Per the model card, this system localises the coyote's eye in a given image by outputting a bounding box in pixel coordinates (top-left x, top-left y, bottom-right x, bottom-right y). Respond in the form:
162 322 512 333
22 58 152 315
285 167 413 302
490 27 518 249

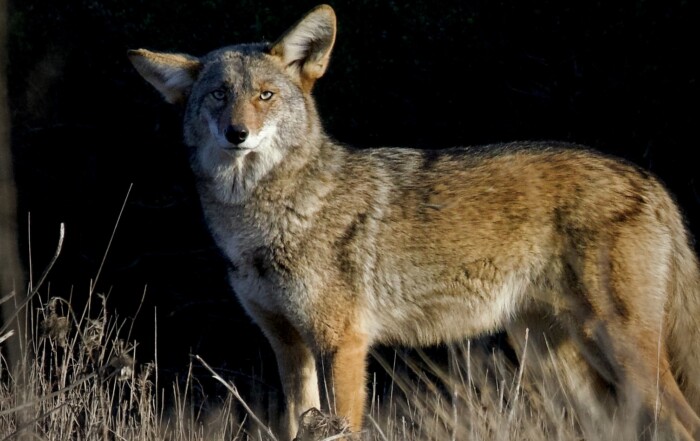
211 89 226 101
260 91 274 101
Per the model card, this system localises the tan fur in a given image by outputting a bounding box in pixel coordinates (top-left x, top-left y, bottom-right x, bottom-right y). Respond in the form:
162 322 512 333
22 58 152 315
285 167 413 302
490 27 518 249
325 328 368 432
129 5 700 440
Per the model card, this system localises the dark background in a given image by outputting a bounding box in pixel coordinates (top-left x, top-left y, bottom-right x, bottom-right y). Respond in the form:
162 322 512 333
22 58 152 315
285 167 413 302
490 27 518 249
6 0 699 410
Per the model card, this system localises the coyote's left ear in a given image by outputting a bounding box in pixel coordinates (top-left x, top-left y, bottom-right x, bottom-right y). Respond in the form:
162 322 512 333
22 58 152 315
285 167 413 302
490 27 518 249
269 4 337 91
128 49 202 104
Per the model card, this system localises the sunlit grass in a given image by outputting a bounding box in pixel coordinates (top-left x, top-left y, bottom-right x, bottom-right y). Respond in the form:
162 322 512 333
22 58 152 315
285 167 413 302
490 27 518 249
2 288 642 441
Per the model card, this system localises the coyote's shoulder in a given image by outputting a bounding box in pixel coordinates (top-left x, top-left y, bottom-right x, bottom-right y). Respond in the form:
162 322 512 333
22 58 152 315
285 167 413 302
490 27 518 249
130 5 700 440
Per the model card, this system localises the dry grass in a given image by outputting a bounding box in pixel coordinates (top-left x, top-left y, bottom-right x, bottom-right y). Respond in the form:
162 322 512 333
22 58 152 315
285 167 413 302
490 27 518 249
1 287 661 441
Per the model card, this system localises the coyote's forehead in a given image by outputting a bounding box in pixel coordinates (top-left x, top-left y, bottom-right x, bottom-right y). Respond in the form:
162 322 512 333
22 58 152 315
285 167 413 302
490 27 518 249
195 44 291 93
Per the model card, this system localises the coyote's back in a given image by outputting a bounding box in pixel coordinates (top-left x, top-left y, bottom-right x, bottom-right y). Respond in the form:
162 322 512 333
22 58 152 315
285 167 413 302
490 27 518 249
129 5 700 440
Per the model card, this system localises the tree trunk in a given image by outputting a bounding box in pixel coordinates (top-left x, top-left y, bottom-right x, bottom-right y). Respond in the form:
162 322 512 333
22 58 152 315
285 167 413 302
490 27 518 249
1 0 28 402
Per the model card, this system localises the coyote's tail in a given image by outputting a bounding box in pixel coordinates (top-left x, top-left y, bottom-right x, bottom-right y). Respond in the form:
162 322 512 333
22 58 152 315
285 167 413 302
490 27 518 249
666 200 700 413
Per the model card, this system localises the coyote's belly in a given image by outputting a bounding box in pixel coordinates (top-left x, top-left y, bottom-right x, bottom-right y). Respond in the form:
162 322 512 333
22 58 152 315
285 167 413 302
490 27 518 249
366 262 530 347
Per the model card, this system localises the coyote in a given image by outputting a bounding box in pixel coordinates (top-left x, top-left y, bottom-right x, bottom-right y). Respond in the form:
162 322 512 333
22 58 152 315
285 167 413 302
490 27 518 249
129 5 700 440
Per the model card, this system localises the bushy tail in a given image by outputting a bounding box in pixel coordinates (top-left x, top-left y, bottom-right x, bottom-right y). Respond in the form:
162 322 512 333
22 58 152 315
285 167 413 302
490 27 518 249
666 205 700 412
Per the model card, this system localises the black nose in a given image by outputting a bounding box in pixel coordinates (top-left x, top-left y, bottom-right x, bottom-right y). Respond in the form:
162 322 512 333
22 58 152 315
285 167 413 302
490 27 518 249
225 125 249 145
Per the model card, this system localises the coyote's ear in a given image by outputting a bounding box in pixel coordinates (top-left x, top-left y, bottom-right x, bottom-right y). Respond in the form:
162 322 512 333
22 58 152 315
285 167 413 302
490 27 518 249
269 4 336 91
128 49 202 104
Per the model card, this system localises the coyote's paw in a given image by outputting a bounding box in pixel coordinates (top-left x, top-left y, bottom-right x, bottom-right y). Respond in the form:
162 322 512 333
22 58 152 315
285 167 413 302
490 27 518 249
293 407 351 441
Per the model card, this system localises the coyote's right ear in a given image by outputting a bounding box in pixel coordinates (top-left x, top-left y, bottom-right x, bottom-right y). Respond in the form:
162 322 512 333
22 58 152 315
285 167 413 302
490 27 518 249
128 49 202 104
269 4 337 91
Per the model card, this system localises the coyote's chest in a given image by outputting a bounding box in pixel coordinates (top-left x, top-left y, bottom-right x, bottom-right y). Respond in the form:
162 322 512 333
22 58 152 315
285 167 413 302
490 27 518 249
204 200 319 319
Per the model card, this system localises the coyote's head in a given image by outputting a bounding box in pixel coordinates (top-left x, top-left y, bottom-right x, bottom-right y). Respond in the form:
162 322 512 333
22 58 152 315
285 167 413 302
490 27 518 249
129 5 336 201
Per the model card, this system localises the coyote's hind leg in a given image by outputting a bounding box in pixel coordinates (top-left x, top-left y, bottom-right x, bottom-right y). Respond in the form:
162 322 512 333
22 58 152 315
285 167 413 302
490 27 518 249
570 229 700 440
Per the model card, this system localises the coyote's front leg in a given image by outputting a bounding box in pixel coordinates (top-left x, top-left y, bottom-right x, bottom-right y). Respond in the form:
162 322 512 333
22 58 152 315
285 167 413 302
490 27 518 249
275 339 320 440
250 307 320 440
323 328 370 434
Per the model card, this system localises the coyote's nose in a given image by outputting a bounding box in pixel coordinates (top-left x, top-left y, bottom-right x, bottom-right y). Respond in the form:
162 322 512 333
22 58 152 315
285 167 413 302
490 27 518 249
225 125 249 145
